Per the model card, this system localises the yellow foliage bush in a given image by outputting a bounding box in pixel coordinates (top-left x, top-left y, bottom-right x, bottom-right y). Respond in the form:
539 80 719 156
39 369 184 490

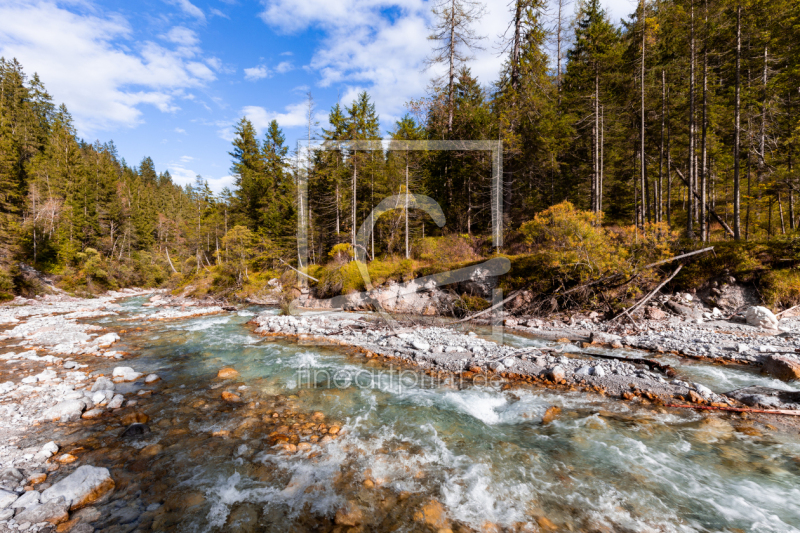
416 235 479 264
762 269 800 310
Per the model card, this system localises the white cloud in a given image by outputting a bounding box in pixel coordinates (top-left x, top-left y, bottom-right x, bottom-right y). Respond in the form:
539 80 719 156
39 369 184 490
209 8 229 19
180 155 193 162
275 61 293 74
167 0 206 22
242 102 308 130
0 1 217 133
175 127 187 134
243 65 270 81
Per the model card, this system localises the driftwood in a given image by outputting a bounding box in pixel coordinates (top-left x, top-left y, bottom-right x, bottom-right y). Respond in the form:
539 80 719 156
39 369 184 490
664 403 800 416
776 304 800 318
458 290 522 323
642 247 714 270
280 258 319 282
671 165 735 237
611 264 684 322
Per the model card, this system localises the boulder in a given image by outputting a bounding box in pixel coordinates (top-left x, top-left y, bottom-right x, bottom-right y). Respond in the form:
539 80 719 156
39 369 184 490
217 368 239 379
112 367 142 382
644 307 666 320
664 300 702 319
42 399 86 422
41 465 115 510
727 386 800 409
745 306 779 329
547 365 566 382
94 333 120 347
0 489 17 509
144 374 160 384
761 355 800 381
13 496 69 525
107 394 124 409
90 377 115 392
10 490 39 509
590 332 622 346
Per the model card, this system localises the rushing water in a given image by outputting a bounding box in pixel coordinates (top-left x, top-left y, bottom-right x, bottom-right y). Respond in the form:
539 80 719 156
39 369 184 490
62 298 800 532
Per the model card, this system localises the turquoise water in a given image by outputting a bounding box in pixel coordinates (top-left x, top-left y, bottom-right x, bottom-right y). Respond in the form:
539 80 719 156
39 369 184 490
78 298 800 532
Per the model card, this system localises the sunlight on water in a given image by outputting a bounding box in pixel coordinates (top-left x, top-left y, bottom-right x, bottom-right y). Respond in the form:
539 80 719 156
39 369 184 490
99 300 800 532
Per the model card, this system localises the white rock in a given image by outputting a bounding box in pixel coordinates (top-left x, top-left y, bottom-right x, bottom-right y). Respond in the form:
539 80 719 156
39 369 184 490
502 357 516 368
90 377 114 392
144 374 160 384
112 367 142 382
694 383 714 397
107 394 124 409
10 490 39 509
42 399 86 421
94 333 120 346
411 340 430 351
737 343 750 353
39 442 59 458
0 489 17 509
41 465 114 509
594 366 606 378
0 507 12 520
575 366 593 376
745 306 779 329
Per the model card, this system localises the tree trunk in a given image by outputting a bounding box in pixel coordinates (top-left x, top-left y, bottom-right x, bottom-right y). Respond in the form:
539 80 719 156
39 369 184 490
640 0 648 224
688 0 696 239
733 2 742 239
659 70 665 223
700 0 709 241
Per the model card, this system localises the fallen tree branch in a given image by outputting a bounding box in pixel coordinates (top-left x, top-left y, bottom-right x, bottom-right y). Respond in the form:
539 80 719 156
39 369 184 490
642 247 714 270
611 264 684 322
280 258 319 282
458 290 522 323
664 403 800 416
671 165 735 237
776 304 800 318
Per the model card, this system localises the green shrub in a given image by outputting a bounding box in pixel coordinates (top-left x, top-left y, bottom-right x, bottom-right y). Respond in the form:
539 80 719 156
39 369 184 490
762 269 800 310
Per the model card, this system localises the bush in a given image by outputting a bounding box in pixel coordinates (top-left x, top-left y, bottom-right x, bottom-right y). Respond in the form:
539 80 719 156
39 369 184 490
415 235 480 264
762 269 800 310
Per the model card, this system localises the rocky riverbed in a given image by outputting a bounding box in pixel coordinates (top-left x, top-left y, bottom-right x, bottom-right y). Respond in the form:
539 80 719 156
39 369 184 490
2 289 800 532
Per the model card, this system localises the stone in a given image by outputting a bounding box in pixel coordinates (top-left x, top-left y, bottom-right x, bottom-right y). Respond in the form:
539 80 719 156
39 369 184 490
413 500 448 529
139 444 163 458
547 365 566 382
94 333 119 347
412 339 430 351
745 306 779 329
144 374 160 384
69 522 95 533
665 300 701 319
41 465 115 510
112 367 142 382
590 332 622 346
11 490 39 509
56 454 78 464
737 343 750 354
575 366 592 376
13 497 69 525
334 500 363 526
0 489 17 509
39 442 59 459
222 391 242 402
90 377 114 392
107 394 124 409
761 355 800 381
120 412 149 425
694 383 714 397
217 368 239 379
594 366 606 378
81 408 105 420
542 406 561 425
645 307 666 320
226 503 259 533
42 400 86 422
0 508 12 520
120 423 150 439
502 357 516 368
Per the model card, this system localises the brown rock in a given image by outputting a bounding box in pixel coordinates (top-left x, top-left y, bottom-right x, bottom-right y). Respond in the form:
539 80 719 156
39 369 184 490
413 500 448 529
226 502 259 533
296 442 312 452
311 411 325 421
328 425 341 435
120 412 149 425
222 391 242 403
217 368 239 379
55 454 77 464
645 307 666 320
689 391 705 404
139 444 164 457
28 473 47 485
542 406 561 425
537 516 558 531
335 500 364 526
762 355 800 381
81 408 104 420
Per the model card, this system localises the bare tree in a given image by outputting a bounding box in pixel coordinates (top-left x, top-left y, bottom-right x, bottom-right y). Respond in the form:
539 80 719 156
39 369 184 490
426 0 486 133
733 2 742 240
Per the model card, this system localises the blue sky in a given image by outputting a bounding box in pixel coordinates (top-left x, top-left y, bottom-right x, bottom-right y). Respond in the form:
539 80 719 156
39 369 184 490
0 0 637 193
